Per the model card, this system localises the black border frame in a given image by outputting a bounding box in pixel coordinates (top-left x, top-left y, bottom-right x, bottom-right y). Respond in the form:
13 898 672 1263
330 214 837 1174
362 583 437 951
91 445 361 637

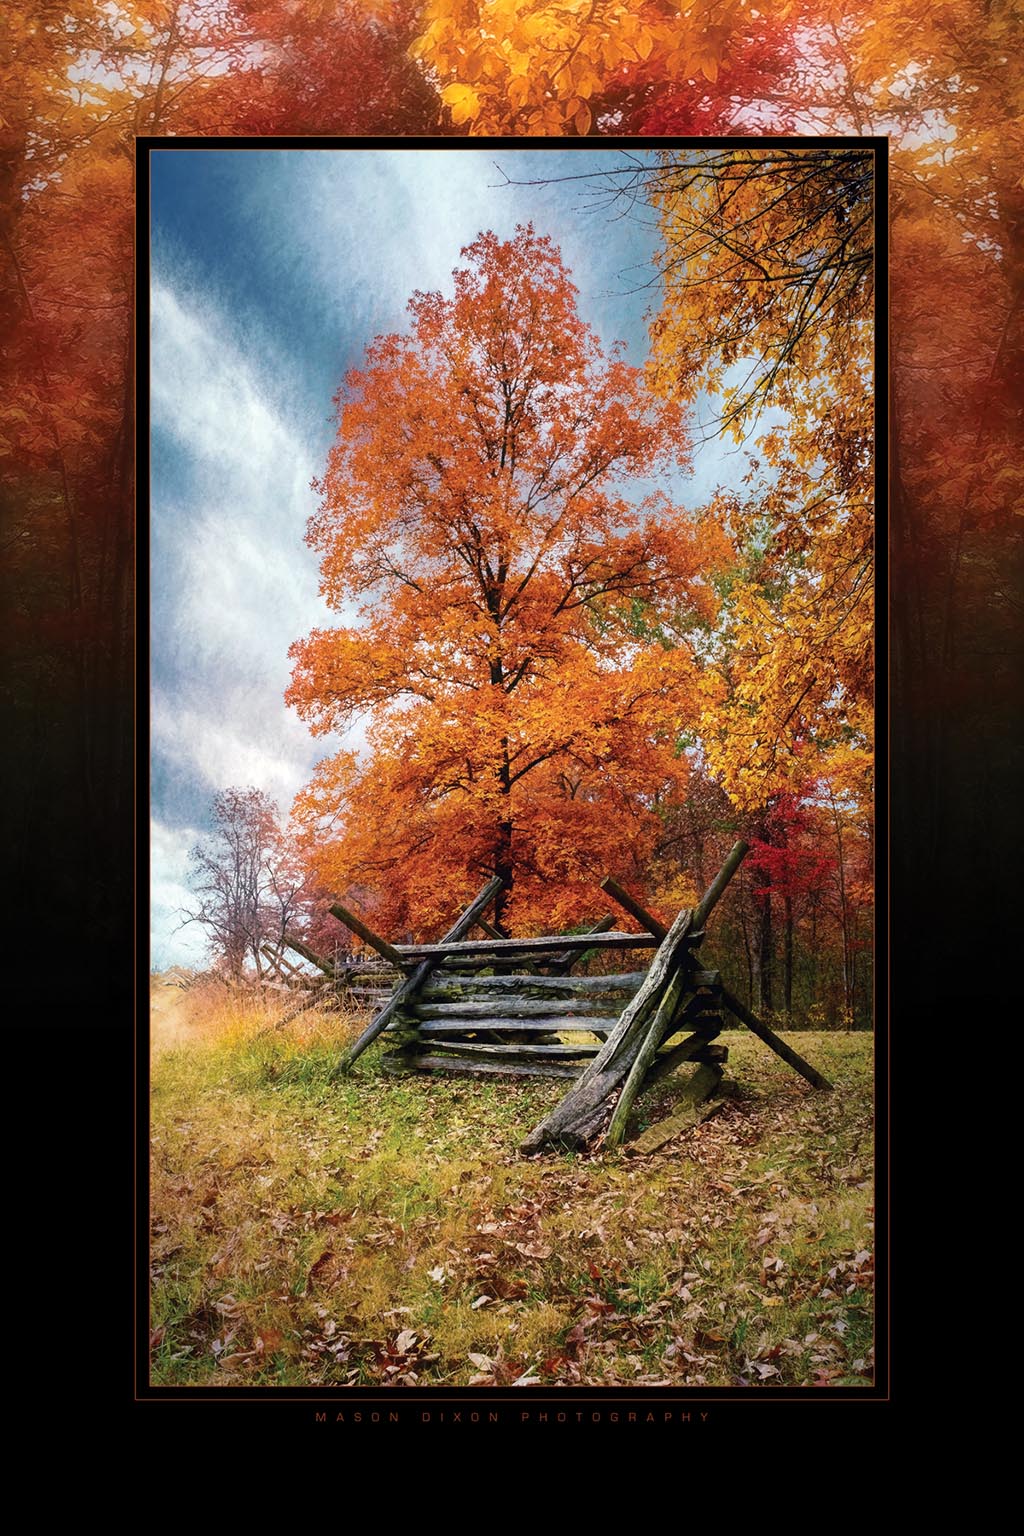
136 134 890 1420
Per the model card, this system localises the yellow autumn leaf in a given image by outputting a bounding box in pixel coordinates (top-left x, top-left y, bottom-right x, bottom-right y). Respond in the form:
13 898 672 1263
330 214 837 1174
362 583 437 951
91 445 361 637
507 75 531 107
441 82 481 124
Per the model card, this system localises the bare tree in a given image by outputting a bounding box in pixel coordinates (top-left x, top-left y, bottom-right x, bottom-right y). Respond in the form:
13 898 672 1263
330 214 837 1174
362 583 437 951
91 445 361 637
182 787 310 979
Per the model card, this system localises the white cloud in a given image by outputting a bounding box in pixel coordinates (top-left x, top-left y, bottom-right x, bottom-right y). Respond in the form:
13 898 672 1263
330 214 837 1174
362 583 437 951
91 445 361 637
150 279 361 742
151 686 314 813
150 271 367 963
278 150 513 337
149 817 209 971
270 149 644 363
151 278 325 585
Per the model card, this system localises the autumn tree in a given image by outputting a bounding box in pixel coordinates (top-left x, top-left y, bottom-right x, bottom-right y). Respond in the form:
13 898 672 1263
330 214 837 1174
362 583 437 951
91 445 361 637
505 149 873 803
507 149 874 1007
210 1 440 135
619 16 799 135
183 787 311 979
615 150 875 807
288 226 731 936
641 149 874 1013
415 0 823 134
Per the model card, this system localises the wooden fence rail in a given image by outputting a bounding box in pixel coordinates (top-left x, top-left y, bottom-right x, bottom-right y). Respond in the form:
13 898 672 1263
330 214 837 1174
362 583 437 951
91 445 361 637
272 840 831 1152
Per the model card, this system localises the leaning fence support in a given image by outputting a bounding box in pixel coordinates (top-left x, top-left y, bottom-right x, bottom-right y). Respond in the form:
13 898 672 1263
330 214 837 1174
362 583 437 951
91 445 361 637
520 841 749 1154
328 902 405 968
718 984 833 1090
282 931 337 979
599 877 668 941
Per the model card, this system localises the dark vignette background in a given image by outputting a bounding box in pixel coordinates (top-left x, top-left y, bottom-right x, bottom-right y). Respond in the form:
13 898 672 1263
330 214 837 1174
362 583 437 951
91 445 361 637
8 128 1004 1415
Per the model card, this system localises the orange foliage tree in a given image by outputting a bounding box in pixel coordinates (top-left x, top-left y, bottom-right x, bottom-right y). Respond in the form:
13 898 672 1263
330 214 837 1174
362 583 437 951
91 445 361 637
645 148 875 1012
287 226 732 936
523 148 873 1012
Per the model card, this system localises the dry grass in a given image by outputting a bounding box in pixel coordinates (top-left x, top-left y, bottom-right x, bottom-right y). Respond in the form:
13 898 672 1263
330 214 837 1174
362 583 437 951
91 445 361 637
149 979 874 1389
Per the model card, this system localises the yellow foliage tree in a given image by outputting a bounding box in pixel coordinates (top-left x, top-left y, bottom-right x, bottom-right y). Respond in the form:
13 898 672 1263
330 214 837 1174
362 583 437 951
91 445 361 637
640 148 875 810
413 0 754 134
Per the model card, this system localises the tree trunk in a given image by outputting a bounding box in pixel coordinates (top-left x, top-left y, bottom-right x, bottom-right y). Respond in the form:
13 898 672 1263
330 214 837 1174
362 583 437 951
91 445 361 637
494 823 513 930
792 890 798 1019
739 900 753 1004
755 882 773 1014
827 787 855 1024
494 708 513 927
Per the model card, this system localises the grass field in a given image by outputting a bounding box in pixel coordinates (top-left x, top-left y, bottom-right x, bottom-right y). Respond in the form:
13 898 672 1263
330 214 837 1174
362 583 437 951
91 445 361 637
149 979 874 1388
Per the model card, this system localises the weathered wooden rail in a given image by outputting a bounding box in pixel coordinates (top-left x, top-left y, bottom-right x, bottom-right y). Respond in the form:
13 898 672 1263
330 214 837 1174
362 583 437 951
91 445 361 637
318 840 831 1153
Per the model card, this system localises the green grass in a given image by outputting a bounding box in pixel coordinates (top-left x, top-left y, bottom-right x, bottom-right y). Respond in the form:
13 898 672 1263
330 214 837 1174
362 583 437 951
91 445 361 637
149 986 874 1388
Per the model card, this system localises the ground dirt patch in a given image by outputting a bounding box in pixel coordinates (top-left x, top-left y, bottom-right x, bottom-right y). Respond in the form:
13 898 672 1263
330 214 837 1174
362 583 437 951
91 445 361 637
150 975 203 1053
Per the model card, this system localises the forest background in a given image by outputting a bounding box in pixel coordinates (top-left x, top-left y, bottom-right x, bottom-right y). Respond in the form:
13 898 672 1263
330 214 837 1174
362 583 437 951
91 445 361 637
1 9 1019 1403
3 0 1018 1024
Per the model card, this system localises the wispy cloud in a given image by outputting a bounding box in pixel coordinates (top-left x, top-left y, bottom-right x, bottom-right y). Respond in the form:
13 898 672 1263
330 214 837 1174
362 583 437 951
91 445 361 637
150 276 351 734
268 149 658 366
150 267 357 959
150 817 208 970
151 686 315 814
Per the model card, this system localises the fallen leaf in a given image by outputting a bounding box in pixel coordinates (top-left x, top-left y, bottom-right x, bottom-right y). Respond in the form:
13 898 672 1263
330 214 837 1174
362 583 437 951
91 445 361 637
515 1242 552 1259
307 1251 334 1287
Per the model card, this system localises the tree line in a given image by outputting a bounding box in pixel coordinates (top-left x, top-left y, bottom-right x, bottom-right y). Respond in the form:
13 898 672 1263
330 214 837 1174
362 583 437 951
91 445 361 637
3 4 1018 1018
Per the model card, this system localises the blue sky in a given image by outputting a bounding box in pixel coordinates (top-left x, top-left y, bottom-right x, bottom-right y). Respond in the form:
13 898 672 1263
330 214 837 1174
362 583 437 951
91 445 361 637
149 147 755 968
